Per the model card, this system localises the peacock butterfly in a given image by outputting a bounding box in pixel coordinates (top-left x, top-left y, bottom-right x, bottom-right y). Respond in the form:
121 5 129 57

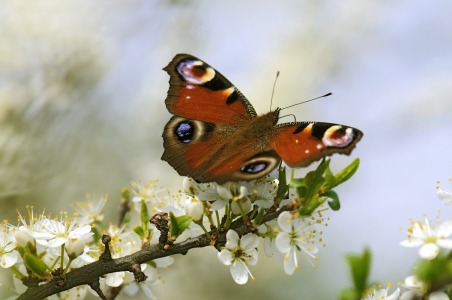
162 54 363 183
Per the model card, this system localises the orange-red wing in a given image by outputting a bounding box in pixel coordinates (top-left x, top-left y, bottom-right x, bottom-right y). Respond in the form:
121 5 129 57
164 54 256 124
271 122 363 167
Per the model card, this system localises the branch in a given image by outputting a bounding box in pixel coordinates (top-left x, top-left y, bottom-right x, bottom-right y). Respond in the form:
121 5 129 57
17 204 290 300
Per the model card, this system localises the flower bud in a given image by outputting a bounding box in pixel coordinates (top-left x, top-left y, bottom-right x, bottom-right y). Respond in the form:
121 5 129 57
184 196 203 221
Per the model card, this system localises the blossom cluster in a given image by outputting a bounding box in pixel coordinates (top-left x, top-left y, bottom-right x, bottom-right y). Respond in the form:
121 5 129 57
0 193 174 299
0 159 355 299
360 179 452 300
181 172 327 284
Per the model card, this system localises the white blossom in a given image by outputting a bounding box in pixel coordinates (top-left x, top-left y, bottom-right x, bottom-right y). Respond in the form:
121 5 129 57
362 287 400 300
73 194 108 224
400 218 452 260
213 182 249 212
0 226 18 268
400 275 449 300
275 212 319 275
217 230 259 284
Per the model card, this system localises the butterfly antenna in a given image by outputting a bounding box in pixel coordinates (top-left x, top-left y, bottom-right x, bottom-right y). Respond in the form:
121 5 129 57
270 71 280 111
279 92 332 111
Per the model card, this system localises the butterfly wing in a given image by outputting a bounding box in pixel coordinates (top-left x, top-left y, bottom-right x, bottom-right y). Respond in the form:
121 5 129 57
163 54 279 183
162 115 280 183
163 53 256 124
270 121 363 167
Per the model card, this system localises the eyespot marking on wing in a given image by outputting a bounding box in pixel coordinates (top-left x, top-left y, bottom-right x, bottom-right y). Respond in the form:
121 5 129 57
177 59 215 84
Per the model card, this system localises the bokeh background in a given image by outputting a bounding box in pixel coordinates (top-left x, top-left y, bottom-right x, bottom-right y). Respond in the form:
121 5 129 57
1 1 451 299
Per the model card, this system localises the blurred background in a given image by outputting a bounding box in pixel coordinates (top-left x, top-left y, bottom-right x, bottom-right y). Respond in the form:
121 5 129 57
1 0 451 299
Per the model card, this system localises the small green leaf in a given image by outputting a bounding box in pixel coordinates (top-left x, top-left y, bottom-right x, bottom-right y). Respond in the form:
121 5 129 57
339 288 360 300
254 207 266 225
276 166 288 199
168 212 192 238
324 158 360 190
302 159 329 198
324 165 337 190
24 253 47 275
91 226 102 243
133 225 145 239
323 190 341 211
416 255 452 286
298 194 323 216
169 211 179 237
121 188 131 202
345 248 371 296
289 178 305 188
175 215 192 235
140 199 149 231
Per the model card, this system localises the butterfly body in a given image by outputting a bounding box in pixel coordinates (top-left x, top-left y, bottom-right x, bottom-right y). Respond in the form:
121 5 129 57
162 54 363 183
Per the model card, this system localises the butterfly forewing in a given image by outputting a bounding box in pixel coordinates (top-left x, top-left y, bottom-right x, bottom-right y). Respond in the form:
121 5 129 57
164 54 256 124
271 122 363 167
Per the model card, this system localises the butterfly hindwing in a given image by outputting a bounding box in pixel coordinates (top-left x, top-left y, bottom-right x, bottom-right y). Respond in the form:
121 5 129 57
162 114 281 183
163 54 256 124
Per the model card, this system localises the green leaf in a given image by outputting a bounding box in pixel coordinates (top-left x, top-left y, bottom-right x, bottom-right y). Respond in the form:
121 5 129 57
91 225 102 243
133 225 145 239
254 207 266 225
339 288 360 300
298 194 323 216
289 178 305 188
345 248 371 296
169 212 192 238
323 190 341 211
169 211 179 238
24 253 47 275
121 188 131 202
324 158 360 190
140 199 149 231
302 159 329 199
175 215 192 235
416 255 452 287
324 164 337 190
276 166 288 199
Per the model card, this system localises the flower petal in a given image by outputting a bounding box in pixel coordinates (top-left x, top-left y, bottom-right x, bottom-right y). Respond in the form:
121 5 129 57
283 247 297 275
419 243 439 260
437 239 452 249
429 290 450 300
275 233 291 254
277 212 292 233
218 249 233 266
1 252 17 268
230 261 249 284
225 230 239 248
437 188 452 204
400 239 424 248
436 220 452 238
240 233 259 250
217 184 233 200
105 272 125 287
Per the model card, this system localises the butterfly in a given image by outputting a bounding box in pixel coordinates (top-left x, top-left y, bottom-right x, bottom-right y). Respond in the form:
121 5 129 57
161 54 363 184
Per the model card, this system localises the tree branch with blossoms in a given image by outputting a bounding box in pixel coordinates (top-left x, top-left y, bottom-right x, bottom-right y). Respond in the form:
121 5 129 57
1 159 361 300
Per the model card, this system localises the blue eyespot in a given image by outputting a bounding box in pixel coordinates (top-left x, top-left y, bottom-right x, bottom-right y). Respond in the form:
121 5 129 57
175 121 194 143
241 162 267 174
